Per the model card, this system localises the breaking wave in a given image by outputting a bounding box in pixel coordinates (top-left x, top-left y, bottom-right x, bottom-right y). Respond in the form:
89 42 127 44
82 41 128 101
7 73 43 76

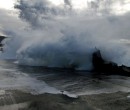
1 0 130 70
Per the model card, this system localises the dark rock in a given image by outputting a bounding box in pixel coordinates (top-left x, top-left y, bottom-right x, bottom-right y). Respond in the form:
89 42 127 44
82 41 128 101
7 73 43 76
0 35 7 52
0 36 6 43
92 49 130 76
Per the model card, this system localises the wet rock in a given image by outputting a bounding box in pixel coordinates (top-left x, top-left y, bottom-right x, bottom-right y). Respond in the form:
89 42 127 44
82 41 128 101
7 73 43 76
92 49 130 76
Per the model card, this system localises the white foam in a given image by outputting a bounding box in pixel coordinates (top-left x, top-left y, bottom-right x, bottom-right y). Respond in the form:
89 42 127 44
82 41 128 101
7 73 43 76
0 67 60 94
127 95 130 98
62 91 78 98
0 90 5 95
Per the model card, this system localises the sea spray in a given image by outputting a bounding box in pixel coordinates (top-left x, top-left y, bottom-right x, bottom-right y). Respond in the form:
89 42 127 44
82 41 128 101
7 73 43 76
16 15 130 70
1 0 130 70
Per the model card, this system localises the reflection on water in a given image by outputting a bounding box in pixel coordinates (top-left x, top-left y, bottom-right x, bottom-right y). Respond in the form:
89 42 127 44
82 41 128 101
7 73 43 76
0 60 130 95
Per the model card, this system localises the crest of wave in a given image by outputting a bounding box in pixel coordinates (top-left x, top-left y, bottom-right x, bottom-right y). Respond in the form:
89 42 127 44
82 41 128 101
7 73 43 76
2 0 130 70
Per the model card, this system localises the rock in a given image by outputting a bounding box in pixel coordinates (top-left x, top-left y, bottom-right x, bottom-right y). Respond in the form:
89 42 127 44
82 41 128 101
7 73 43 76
0 35 7 52
0 36 6 43
92 49 130 76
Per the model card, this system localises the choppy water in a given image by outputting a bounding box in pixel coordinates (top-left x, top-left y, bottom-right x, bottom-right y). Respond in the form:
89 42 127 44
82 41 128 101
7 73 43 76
0 60 130 95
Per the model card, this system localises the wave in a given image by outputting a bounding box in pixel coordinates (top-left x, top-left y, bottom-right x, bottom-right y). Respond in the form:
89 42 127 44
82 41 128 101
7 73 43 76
1 0 130 70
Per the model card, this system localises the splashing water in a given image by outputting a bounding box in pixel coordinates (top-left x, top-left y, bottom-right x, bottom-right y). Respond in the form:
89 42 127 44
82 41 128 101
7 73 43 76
0 0 130 70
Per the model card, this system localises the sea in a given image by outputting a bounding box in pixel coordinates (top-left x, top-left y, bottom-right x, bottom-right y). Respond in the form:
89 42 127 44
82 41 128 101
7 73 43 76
0 59 130 96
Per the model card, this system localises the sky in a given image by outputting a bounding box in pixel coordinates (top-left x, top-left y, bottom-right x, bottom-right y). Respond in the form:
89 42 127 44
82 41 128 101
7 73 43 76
0 0 15 10
0 0 130 14
1 0 130 70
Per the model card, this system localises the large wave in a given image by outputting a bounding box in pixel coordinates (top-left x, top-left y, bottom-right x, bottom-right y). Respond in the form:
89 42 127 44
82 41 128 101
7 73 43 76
1 0 130 70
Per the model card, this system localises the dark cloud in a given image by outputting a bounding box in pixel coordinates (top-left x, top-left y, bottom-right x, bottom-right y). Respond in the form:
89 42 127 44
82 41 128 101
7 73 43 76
14 0 73 27
64 0 72 9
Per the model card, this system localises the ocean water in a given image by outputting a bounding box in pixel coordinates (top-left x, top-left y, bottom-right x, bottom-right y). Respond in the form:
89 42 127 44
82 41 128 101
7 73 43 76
0 60 130 96
1 1 130 109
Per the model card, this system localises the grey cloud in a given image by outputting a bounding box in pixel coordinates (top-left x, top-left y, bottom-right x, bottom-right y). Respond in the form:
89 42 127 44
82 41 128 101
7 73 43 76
14 0 73 27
